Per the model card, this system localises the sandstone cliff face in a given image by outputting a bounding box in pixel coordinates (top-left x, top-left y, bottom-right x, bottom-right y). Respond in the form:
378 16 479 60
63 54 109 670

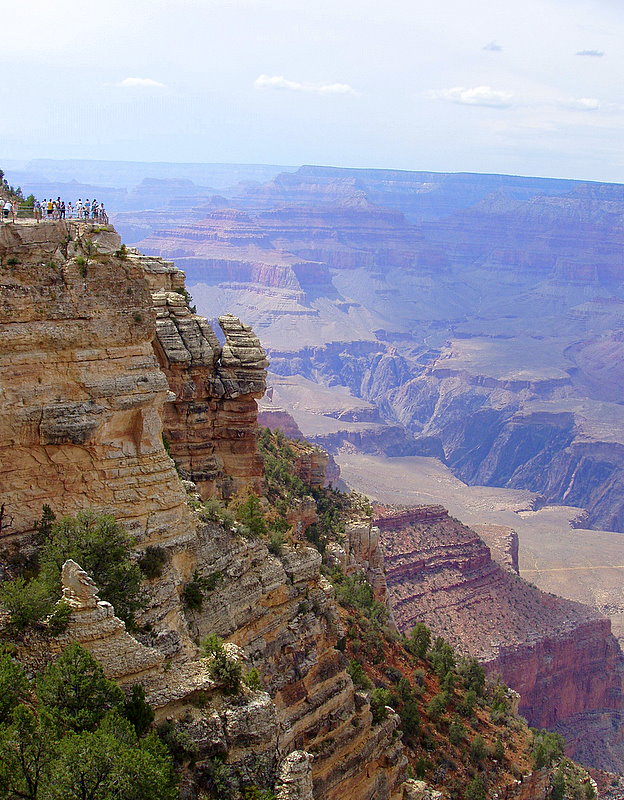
0 221 192 545
127 248 269 501
376 506 624 769
0 221 408 800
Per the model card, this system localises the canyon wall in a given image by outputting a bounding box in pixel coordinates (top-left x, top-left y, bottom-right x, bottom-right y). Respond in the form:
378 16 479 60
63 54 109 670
0 220 409 800
0 221 192 545
376 505 624 771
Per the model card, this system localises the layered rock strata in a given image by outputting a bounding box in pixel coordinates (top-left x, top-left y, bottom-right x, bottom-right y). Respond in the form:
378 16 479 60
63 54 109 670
130 249 269 500
0 221 192 544
376 505 624 769
0 221 409 800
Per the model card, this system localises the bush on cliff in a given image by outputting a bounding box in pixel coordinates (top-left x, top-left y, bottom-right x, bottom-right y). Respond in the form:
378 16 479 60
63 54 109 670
258 428 307 505
201 634 243 695
138 545 169 580
38 511 144 627
407 622 431 659
0 644 175 799
0 510 143 633
531 728 565 769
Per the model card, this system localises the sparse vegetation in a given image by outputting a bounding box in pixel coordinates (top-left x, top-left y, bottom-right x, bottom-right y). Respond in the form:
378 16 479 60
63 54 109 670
201 634 243 695
182 570 223 610
138 545 169 579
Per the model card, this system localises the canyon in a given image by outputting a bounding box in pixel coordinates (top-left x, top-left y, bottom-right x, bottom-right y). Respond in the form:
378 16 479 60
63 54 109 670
81 162 624 641
6 160 624 794
374 504 624 772
0 219 409 799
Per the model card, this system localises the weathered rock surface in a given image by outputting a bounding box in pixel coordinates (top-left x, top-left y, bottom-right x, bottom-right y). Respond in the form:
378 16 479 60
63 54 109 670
127 249 269 500
376 505 624 769
56 559 165 682
0 221 192 544
0 221 409 800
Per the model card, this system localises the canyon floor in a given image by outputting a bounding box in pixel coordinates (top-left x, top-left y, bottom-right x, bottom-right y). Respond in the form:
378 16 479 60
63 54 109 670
335 450 624 644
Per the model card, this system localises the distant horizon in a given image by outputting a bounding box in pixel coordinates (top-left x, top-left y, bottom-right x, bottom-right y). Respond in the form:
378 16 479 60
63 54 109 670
4 156 624 188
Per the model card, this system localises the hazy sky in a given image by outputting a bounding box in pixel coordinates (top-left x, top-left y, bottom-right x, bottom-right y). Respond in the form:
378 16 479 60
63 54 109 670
3 0 623 181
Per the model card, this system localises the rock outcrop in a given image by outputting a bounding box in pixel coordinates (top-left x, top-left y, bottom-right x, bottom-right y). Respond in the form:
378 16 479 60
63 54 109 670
0 220 409 800
0 221 192 545
376 505 624 769
128 248 269 500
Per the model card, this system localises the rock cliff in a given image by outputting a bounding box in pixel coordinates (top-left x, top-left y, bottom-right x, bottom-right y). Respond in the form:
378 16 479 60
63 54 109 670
0 221 191 545
0 219 409 800
124 248 269 500
376 505 624 770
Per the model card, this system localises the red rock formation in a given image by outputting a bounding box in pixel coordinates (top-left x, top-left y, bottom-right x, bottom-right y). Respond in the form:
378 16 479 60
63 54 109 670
376 505 624 765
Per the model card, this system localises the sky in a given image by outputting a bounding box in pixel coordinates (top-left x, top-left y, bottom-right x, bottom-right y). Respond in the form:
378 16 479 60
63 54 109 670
2 0 623 182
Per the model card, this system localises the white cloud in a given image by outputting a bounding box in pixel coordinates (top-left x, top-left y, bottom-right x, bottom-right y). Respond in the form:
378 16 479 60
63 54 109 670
561 97 600 111
427 86 513 108
117 77 167 89
254 74 356 95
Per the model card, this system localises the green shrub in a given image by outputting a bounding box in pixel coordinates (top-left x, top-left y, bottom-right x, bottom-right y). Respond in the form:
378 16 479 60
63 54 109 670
551 768 566 800
0 655 29 723
346 659 373 691
448 719 466 746
399 699 420 737
428 637 456 679
182 570 223 610
244 668 263 691
457 657 486 696
157 720 198 764
407 623 431 659
203 758 239 800
231 494 268 537
138 545 169 579
39 511 144 627
493 736 505 761
267 531 284 556
457 688 478 719
414 757 430 779
465 776 487 800
36 643 124 733
243 788 277 800
201 634 242 695
124 684 155 736
470 735 488 764
426 691 449 722
531 729 565 769
370 687 392 724
0 576 56 632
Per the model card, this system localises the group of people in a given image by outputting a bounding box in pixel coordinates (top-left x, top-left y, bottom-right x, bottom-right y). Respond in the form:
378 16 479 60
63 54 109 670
33 197 108 223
